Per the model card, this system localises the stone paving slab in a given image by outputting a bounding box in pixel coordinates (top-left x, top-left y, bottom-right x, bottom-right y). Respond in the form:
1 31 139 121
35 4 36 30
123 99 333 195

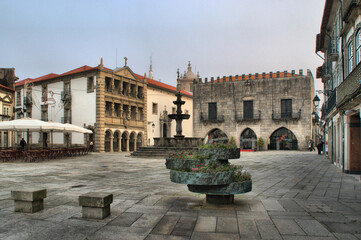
0 151 360 239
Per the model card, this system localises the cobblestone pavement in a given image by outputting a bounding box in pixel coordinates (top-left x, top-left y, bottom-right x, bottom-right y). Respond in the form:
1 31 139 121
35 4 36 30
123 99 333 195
0 151 360 240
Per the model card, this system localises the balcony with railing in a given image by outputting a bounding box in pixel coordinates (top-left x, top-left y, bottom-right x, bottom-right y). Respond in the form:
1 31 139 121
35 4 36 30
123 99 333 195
272 110 301 121
337 63 360 106
200 113 225 123
61 90 71 102
236 111 261 122
61 116 72 124
0 114 12 121
23 96 32 107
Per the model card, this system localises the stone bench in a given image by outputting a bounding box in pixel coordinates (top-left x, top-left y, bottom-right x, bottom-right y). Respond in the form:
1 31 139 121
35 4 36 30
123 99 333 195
79 192 113 219
11 188 47 213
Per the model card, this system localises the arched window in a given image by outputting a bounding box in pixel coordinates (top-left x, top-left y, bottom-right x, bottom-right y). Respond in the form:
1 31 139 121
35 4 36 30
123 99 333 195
269 127 298 150
205 128 228 144
356 30 361 66
240 128 257 150
348 41 354 74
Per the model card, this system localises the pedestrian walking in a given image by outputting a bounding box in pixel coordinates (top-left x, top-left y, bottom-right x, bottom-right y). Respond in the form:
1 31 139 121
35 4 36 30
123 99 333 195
317 141 324 155
308 139 315 151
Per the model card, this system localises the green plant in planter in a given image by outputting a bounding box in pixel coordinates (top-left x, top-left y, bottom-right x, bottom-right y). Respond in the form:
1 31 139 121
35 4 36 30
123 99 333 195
168 151 210 160
257 137 264 150
176 162 251 182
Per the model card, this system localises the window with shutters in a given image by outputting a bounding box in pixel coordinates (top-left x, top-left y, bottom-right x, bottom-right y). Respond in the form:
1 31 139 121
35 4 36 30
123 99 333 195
281 99 292 118
243 101 253 119
208 102 217 120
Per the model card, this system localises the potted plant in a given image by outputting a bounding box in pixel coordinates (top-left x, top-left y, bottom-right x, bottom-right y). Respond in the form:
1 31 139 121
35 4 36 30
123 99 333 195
257 137 264 151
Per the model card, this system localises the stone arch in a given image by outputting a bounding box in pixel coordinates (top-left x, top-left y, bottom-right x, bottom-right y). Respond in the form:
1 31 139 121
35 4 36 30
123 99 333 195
129 131 136 151
269 127 298 150
121 131 129 152
240 128 257 150
113 130 121 152
136 132 143 149
105 129 113 152
205 128 228 144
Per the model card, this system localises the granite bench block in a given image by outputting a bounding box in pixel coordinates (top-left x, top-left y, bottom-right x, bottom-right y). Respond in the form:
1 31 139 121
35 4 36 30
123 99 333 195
11 188 47 213
79 192 113 219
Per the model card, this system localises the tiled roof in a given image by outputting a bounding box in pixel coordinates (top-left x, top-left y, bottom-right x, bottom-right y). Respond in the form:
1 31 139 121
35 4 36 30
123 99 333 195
60 65 94 76
14 65 192 97
15 73 59 86
135 74 193 97
0 84 15 92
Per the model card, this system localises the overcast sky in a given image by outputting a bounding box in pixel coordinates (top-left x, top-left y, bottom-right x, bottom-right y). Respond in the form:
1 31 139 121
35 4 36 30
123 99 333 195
1 0 325 91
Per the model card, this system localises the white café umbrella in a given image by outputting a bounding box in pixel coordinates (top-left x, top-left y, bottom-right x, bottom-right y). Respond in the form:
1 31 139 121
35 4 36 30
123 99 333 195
0 118 65 149
0 118 64 132
63 123 92 134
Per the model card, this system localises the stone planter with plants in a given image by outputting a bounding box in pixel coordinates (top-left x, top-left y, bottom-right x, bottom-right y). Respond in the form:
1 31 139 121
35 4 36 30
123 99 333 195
165 136 252 204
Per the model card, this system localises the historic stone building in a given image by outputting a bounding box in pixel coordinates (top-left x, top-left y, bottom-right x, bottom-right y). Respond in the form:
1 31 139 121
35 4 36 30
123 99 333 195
136 73 193 146
15 59 147 152
316 0 360 173
0 68 17 148
193 70 315 150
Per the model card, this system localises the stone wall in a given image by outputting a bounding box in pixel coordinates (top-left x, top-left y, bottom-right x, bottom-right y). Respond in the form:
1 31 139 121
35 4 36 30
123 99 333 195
193 71 314 150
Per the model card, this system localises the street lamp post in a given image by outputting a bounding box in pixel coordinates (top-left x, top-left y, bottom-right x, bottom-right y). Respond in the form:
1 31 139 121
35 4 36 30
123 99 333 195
312 95 321 144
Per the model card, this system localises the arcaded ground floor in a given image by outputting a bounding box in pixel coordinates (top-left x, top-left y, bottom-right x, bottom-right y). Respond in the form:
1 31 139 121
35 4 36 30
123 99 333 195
0 151 360 239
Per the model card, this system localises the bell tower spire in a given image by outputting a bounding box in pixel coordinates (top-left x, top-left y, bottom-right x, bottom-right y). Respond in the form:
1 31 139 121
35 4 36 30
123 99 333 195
149 55 154 80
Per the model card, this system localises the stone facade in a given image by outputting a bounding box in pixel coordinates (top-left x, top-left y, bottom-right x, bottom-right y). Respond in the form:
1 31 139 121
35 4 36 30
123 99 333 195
15 60 147 152
317 0 361 173
0 68 16 148
193 70 315 150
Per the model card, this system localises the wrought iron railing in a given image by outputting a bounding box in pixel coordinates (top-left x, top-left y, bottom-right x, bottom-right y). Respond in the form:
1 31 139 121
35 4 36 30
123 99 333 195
337 63 360 105
61 116 71 123
272 110 301 120
200 113 225 123
236 111 261 122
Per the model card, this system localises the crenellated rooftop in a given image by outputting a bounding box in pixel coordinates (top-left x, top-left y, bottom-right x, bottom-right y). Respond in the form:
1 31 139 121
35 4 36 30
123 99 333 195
194 69 309 84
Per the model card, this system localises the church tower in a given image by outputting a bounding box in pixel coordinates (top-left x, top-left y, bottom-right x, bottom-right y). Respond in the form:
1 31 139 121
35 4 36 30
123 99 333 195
180 61 198 92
